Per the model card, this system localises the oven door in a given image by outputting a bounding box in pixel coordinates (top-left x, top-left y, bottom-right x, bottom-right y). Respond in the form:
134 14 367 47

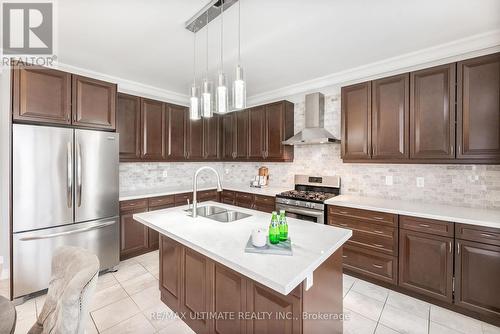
275 203 324 224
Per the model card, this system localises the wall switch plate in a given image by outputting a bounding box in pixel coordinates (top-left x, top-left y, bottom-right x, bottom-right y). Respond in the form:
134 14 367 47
416 177 425 188
162 170 168 178
385 175 393 186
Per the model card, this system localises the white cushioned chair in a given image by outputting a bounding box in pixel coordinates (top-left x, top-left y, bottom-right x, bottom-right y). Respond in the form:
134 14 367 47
28 246 100 334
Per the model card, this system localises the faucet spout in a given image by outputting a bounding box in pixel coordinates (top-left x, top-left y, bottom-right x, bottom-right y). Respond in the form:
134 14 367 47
192 166 223 218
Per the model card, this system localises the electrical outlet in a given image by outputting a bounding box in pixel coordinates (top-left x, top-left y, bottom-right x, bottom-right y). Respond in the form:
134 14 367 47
385 175 393 186
224 169 230 175
162 170 168 178
416 177 425 188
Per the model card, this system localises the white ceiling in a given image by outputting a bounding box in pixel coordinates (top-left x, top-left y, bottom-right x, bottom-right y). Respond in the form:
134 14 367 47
57 0 500 103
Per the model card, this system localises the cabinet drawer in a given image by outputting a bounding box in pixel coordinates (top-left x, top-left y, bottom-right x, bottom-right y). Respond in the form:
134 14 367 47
400 216 453 237
343 244 397 284
456 224 500 247
222 190 235 198
148 195 174 208
197 190 218 202
348 230 397 255
328 206 397 226
174 192 193 206
235 191 254 203
254 194 275 206
328 216 395 238
120 199 148 211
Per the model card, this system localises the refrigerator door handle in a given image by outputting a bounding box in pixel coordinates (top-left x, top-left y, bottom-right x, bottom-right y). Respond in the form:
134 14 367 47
67 142 73 208
76 141 82 207
18 220 116 241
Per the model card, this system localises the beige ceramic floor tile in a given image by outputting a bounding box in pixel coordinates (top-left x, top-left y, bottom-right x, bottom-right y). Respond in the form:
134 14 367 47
143 301 180 331
90 283 128 311
91 297 140 332
375 324 400 334
483 322 500 334
15 299 37 322
379 304 428 334
102 313 156 334
96 272 119 292
85 317 99 334
113 262 148 283
157 319 196 334
34 294 47 317
120 272 157 295
429 321 463 334
130 285 161 311
14 318 36 334
430 305 482 334
343 274 357 290
344 289 384 322
351 279 389 303
343 308 378 334
386 290 430 320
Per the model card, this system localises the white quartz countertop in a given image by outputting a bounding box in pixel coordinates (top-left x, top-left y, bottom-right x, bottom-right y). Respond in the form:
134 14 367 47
120 183 291 201
325 195 500 229
133 202 352 295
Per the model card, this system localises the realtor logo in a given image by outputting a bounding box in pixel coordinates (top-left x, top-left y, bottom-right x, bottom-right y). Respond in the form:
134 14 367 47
2 2 53 54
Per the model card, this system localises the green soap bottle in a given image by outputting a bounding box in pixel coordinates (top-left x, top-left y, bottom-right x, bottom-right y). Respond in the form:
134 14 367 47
269 211 280 244
278 210 288 241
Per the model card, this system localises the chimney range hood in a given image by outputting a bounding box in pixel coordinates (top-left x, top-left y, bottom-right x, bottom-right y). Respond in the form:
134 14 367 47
282 92 340 145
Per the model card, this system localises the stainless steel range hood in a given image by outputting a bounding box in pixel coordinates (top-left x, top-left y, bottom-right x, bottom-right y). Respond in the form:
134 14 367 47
283 92 340 145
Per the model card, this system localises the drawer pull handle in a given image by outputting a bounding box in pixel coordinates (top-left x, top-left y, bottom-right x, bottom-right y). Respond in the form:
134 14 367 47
339 223 348 227
419 224 430 228
481 233 495 238
372 243 384 248
373 217 385 220
373 230 384 234
339 211 348 214
342 255 348 258
372 264 383 269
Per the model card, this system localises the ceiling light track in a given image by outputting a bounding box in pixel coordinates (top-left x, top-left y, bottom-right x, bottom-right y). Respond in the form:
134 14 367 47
185 0 239 33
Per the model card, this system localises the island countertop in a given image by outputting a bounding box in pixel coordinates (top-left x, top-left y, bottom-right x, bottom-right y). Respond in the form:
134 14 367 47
134 201 352 295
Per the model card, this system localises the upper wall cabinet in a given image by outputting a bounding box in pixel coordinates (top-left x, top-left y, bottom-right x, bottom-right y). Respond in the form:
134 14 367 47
72 75 116 129
457 53 500 163
410 64 456 160
167 104 188 160
265 101 294 161
141 99 166 160
117 93 141 160
249 106 266 160
12 65 116 130
203 115 220 160
341 82 372 160
186 117 204 160
372 74 409 160
341 52 500 164
221 113 236 160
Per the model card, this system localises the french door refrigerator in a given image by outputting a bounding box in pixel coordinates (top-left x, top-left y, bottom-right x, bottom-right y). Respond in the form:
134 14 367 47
12 124 119 299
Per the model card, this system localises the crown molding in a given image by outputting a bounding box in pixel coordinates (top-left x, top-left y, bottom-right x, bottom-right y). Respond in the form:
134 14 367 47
53 62 190 106
247 29 500 105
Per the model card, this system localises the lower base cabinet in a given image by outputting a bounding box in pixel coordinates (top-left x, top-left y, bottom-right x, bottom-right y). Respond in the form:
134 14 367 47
120 208 149 259
159 235 342 334
343 244 397 284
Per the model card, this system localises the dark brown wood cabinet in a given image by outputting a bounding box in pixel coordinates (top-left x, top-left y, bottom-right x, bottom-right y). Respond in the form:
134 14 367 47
371 74 409 160
167 104 188 160
187 118 204 160
457 53 500 163
141 99 166 160
72 75 116 130
119 200 149 260
249 106 266 160
235 110 249 160
221 113 236 160
410 64 456 160
117 93 141 160
265 101 294 161
12 66 72 125
341 82 372 160
399 228 453 302
160 236 183 311
203 116 220 159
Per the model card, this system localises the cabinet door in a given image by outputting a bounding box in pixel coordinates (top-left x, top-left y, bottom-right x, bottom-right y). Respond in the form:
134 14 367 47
160 236 183 311
457 53 500 162
182 248 213 334
213 264 247 334
204 115 220 160
455 240 500 319
120 209 149 259
117 93 141 160
221 113 236 160
12 66 71 124
265 102 286 160
372 74 409 160
246 282 301 334
72 75 116 129
141 99 166 160
187 118 204 160
341 82 372 160
249 106 266 160
148 203 174 250
410 64 456 160
235 110 249 159
399 229 453 302
167 104 188 160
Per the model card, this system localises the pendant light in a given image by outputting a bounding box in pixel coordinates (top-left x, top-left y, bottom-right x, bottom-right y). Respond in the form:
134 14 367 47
215 3 228 114
201 11 213 118
232 0 246 110
189 32 200 120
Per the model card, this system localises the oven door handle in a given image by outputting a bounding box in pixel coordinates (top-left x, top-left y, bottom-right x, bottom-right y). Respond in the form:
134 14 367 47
276 204 324 217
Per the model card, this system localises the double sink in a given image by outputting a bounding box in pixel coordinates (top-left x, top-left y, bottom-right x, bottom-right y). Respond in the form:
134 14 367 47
185 205 251 223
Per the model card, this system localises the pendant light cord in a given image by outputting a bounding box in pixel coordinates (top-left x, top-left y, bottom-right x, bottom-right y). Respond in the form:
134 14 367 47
193 32 196 85
206 11 209 78
238 0 241 65
220 3 223 72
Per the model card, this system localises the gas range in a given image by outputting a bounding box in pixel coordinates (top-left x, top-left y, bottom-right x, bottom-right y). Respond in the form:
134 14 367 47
275 175 340 224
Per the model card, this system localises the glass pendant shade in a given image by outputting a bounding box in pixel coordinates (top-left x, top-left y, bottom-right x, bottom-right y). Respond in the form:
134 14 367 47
189 85 200 120
201 79 213 118
216 73 229 114
232 65 246 110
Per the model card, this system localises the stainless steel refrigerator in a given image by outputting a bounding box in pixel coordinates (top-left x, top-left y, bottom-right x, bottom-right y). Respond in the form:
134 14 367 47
12 124 119 299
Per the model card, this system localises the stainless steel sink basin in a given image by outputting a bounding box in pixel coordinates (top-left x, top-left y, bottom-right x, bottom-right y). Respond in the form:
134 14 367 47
208 210 252 223
185 205 251 222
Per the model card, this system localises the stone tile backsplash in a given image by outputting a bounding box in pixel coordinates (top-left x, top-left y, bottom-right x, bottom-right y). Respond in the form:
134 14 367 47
120 87 500 209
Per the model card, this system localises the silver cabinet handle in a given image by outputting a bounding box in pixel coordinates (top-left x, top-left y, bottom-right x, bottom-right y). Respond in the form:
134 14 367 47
373 217 385 220
449 242 452 253
342 255 348 258
457 242 460 255
67 142 72 208
338 211 348 214
372 243 384 248
372 264 383 269
419 224 430 228
373 230 384 234
76 142 82 207
480 233 495 238
20 220 116 241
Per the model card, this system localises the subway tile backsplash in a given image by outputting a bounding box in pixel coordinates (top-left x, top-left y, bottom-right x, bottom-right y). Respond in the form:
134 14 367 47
120 87 500 209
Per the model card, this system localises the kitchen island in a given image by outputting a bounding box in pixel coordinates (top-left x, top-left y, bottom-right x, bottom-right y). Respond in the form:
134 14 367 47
134 201 352 334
